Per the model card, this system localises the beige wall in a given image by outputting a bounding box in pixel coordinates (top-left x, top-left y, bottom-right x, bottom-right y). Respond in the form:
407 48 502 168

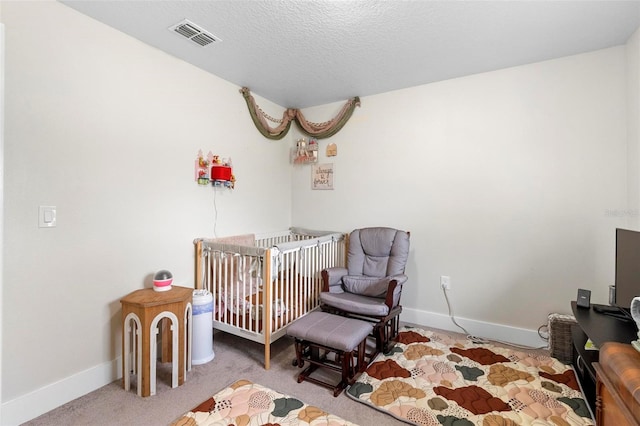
292 47 630 342
1 1 291 422
0 1 5 422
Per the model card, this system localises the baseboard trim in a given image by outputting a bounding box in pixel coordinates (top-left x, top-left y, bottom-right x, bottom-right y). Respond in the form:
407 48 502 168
401 307 548 349
1 357 122 425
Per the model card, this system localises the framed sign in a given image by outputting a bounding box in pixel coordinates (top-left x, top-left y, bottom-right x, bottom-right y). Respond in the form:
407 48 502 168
312 163 334 190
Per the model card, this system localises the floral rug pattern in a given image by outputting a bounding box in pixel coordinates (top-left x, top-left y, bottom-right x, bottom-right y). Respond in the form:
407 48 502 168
347 327 594 426
172 379 357 426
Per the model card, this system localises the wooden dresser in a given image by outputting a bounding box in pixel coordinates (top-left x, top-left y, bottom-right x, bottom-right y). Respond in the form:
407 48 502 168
593 342 640 426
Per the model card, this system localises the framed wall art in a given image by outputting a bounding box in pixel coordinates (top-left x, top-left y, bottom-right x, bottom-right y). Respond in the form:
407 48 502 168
312 163 334 190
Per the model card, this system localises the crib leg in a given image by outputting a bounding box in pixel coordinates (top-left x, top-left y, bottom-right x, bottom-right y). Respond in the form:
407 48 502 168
264 343 271 370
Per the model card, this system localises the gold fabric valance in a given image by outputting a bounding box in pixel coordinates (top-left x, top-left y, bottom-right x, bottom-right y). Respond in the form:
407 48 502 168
240 87 360 140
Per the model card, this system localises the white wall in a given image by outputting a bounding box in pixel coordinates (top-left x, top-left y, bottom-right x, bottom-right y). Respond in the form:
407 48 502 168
1 1 291 423
0 1 5 422
627 26 640 230
292 47 630 343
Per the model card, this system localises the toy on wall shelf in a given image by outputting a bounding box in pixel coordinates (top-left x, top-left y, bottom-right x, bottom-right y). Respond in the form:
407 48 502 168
195 150 235 189
291 137 318 164
195 150 211 185
326 143 337 157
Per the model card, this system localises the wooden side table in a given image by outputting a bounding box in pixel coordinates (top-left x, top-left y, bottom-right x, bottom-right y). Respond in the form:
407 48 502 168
121 286 193 397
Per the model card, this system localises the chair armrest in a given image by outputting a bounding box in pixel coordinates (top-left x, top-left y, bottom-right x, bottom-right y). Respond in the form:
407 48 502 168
384 275 407 310
389 274 408 286
321 267 348 292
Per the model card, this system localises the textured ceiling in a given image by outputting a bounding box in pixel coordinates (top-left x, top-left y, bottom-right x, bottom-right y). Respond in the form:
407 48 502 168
60 0 640 109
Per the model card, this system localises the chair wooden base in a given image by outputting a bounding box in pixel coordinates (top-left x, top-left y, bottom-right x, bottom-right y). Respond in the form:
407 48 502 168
320 305 402 361
293 338 367 397
287 311 372 397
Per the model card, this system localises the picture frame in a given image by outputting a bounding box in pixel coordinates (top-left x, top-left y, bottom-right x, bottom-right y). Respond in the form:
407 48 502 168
312 163 334 190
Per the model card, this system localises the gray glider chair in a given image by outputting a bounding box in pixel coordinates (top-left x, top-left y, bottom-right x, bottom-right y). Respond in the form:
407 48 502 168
320 227 410 357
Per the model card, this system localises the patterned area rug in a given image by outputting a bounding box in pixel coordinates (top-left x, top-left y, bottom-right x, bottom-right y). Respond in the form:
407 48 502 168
172 379 357 426
347 327 594 426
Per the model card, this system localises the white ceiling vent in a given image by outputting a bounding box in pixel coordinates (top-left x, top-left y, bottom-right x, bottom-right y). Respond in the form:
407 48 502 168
169 19 219 47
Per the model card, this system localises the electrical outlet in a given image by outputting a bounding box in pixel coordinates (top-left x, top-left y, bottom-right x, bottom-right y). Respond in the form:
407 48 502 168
440 275 451 290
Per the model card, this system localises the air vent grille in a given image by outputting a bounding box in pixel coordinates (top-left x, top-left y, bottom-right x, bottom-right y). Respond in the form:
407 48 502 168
191 33 216 47
169 19 219 47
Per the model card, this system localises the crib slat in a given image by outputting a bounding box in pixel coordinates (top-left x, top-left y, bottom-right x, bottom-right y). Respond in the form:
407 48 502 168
264 248 272 370
194 229 345 370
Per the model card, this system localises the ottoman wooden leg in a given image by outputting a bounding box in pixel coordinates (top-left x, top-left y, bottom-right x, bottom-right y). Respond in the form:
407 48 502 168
357 339 367 373
335 350 352 396
294 340 304 368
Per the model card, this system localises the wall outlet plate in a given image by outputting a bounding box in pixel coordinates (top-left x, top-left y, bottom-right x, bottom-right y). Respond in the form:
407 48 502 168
440 275 451 290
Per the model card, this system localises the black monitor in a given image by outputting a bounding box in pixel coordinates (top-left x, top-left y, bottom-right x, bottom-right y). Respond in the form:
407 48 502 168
614 228 640 312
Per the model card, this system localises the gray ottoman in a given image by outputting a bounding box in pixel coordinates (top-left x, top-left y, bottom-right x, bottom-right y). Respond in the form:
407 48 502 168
287 311 373 396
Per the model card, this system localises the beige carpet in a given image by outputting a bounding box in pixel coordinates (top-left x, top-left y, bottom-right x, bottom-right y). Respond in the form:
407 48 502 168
22 329 408 426
23 325 551 426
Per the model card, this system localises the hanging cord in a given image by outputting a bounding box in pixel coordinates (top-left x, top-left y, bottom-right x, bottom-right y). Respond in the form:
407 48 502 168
212 187 218 238
538 322 550 342
442 286 548 349
442 287 488 344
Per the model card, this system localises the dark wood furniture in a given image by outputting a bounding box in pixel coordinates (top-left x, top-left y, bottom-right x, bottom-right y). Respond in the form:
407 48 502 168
287 311 372 397
593 342 640 426
571 301 638 414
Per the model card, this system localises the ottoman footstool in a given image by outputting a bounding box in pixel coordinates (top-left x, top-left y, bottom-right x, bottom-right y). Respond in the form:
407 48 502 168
286 311 373 396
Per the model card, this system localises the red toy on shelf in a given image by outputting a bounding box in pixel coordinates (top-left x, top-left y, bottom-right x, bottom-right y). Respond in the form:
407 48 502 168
211 165 232 181
195 150 235 188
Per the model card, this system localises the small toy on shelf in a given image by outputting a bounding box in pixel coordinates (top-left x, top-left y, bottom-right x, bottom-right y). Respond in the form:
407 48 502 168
195 150 211 185
195 151 235 189
291 137 318 164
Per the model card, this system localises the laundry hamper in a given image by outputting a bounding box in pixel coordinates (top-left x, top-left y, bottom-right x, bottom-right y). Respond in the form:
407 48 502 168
192 289 215 365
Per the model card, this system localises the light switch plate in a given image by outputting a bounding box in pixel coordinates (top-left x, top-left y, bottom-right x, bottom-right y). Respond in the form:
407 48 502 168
39 206 56 228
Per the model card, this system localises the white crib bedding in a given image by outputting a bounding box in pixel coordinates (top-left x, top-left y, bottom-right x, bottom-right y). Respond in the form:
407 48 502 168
206 234 291 325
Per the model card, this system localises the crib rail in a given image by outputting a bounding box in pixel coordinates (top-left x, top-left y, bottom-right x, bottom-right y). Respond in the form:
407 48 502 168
254 227 339 248
194 228 345 369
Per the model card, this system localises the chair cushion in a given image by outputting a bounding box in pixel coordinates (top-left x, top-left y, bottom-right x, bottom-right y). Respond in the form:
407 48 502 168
348 228 409 277
320 291 390 316
342 276 389 298
286 311 373 352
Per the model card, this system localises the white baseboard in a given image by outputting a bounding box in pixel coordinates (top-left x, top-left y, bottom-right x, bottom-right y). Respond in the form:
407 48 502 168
1 357 122 426
401 307 549 349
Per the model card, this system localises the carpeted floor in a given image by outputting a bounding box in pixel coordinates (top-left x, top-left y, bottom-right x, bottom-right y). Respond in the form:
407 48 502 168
22 329 409 426
22 325 551 426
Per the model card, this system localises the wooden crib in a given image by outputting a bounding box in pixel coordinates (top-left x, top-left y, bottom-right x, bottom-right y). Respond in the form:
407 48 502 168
194 227 346 369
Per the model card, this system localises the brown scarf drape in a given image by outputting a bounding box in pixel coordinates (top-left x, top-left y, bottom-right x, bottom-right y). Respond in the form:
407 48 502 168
240 87 360 140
